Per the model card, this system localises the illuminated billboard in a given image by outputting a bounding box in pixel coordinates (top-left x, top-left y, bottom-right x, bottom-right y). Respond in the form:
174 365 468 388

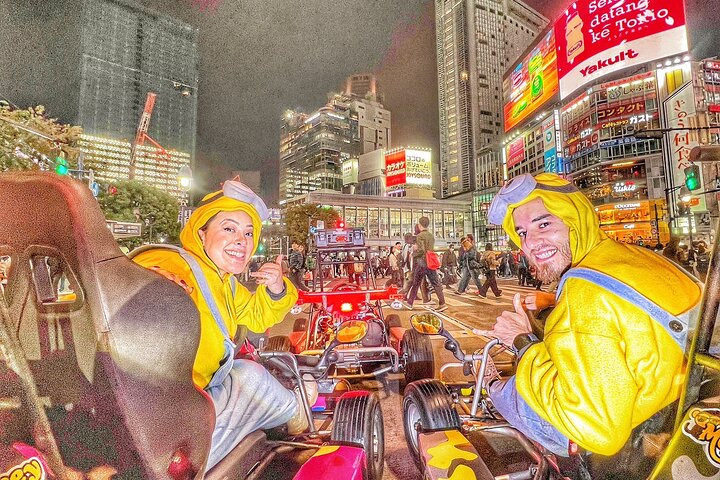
503 30 559 132
554 0 688 99
506 137 526 168
385 151 407 187
405 149 432 186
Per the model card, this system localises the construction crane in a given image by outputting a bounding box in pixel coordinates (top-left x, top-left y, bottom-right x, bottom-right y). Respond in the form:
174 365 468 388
128 92 171 180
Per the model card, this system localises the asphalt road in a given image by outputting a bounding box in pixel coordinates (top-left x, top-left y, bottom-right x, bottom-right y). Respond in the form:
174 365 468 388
263 276 542 480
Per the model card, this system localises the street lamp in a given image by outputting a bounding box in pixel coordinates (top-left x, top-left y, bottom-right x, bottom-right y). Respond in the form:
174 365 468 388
178 164 193 190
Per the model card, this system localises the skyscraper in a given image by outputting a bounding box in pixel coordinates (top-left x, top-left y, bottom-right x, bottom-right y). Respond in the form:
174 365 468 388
2 0 198 198
435 0 547 198
344 73 383 103
279 96 361 204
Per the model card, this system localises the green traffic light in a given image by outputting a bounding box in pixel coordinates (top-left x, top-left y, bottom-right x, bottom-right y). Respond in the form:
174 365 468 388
684 165 700 191
55 157 69 175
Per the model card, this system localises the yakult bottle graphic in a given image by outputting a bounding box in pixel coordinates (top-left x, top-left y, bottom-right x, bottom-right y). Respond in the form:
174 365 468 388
565 11 584 64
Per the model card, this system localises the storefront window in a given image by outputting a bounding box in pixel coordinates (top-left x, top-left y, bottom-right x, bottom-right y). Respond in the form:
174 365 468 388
390 209 401 237
368 208 379 238
345 207 356 228
443 211 454 239
454 211 465 239
401 209 412 236
434 210 443 238
356 207 368 232
379 208 389 238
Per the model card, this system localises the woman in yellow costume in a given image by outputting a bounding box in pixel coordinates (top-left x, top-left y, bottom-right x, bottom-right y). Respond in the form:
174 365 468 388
133 180 310 470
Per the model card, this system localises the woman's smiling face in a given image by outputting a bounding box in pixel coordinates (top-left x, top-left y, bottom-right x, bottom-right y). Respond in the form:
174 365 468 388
198 210 255 275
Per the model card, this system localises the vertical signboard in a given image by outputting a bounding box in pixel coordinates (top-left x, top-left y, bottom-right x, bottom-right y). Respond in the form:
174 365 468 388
385 151 407 187
554 0 688 99
503 30 560 132
662 81 706 212
506 137 526 169
542 116 558 173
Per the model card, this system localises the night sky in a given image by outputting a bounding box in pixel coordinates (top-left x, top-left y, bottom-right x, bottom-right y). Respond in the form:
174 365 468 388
1 0 717 203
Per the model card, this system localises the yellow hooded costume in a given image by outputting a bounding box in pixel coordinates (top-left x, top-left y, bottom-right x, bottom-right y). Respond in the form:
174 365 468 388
493 173 701 455
133 184 298 389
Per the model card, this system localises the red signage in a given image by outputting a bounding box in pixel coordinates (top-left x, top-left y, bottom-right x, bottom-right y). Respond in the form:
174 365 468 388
385 151 407 187
554 0 688 98
597 101 646 123
506 137 526 168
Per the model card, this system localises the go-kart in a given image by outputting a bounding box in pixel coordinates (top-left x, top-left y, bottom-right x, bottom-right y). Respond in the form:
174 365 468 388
403 220 720 480
276 229 435 385
402 313 569 480
0 172 382 480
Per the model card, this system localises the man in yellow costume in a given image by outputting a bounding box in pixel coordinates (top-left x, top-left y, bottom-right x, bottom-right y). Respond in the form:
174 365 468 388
133 180 308 470
475 173 701 457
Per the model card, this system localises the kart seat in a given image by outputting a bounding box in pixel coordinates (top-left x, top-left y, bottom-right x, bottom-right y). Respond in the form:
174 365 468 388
0 173 213 478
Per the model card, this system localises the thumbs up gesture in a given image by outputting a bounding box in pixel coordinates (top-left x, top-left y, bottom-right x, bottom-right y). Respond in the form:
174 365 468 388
251 254 286 295
473 293 532 347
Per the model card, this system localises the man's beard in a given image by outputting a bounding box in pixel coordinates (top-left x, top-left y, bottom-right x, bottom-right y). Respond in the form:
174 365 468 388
528 240 572 283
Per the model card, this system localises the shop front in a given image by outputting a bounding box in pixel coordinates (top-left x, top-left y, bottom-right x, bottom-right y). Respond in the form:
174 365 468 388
595 200 669 246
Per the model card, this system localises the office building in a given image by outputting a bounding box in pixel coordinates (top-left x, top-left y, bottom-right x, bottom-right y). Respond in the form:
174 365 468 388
435 0 547 198
344 73 382 103
3 0 198 194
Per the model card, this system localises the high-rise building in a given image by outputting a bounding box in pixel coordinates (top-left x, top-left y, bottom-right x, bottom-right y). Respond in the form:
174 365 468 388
347 95 391 155
435 0 547 198
2 0 198 198
279 97 360 205
344 74 382 103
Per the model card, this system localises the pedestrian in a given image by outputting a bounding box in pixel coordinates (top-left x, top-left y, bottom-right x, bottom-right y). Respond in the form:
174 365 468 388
478 243 502 298
404 217 447 311
386 242 404 288
473 173 701 467
455 238 483 295
441 244 458 287
288 241 310 292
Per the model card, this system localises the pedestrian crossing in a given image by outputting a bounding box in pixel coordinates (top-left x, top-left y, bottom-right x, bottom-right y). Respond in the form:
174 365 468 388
437 280 544 308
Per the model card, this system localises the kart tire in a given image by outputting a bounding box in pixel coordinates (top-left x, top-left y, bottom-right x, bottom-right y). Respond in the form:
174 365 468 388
384 313 401 329
293 317 307 332
265 335 292 352
401 329 434 385
403 379 461 472
332 391 385 480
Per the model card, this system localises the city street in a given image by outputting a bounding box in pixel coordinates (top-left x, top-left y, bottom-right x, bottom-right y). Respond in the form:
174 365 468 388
265 276 538 480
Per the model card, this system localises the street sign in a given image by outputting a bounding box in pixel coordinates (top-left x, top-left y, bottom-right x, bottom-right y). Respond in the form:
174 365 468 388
106 221 142 238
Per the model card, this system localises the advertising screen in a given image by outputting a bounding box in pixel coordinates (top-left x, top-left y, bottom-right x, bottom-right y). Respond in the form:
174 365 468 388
385 151 407 187
554 0 688 99
503 30 559 132
405 149 433 186
506 137 526 168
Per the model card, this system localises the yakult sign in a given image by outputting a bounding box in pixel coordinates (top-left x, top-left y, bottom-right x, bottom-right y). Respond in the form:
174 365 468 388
554 0 688 99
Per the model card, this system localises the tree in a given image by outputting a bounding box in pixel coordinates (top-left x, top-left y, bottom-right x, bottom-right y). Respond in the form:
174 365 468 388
98 180 180 249
284 204 341 245
0 103 83 172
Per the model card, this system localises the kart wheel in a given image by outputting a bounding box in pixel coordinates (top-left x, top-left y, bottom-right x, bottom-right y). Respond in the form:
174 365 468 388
401 329 434 385
293 317 307 332
403 379 461 472
332 391 385 480
384 313 401 329
265 335 291 352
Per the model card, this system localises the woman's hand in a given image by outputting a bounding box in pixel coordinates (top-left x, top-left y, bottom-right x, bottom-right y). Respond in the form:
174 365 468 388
251 255 285 295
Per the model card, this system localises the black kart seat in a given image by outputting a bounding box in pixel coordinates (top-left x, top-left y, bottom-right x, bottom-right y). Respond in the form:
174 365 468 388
0 172 213 478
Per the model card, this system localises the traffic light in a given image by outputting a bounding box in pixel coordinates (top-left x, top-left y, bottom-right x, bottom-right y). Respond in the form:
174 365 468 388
108 185 118 195
684 164 700 191
55 157 69 175
337 219 345 229
257 243 265 254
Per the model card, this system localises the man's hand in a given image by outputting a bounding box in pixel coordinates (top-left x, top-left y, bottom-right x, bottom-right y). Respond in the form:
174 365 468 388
250 255 285 295
473 293 532 346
